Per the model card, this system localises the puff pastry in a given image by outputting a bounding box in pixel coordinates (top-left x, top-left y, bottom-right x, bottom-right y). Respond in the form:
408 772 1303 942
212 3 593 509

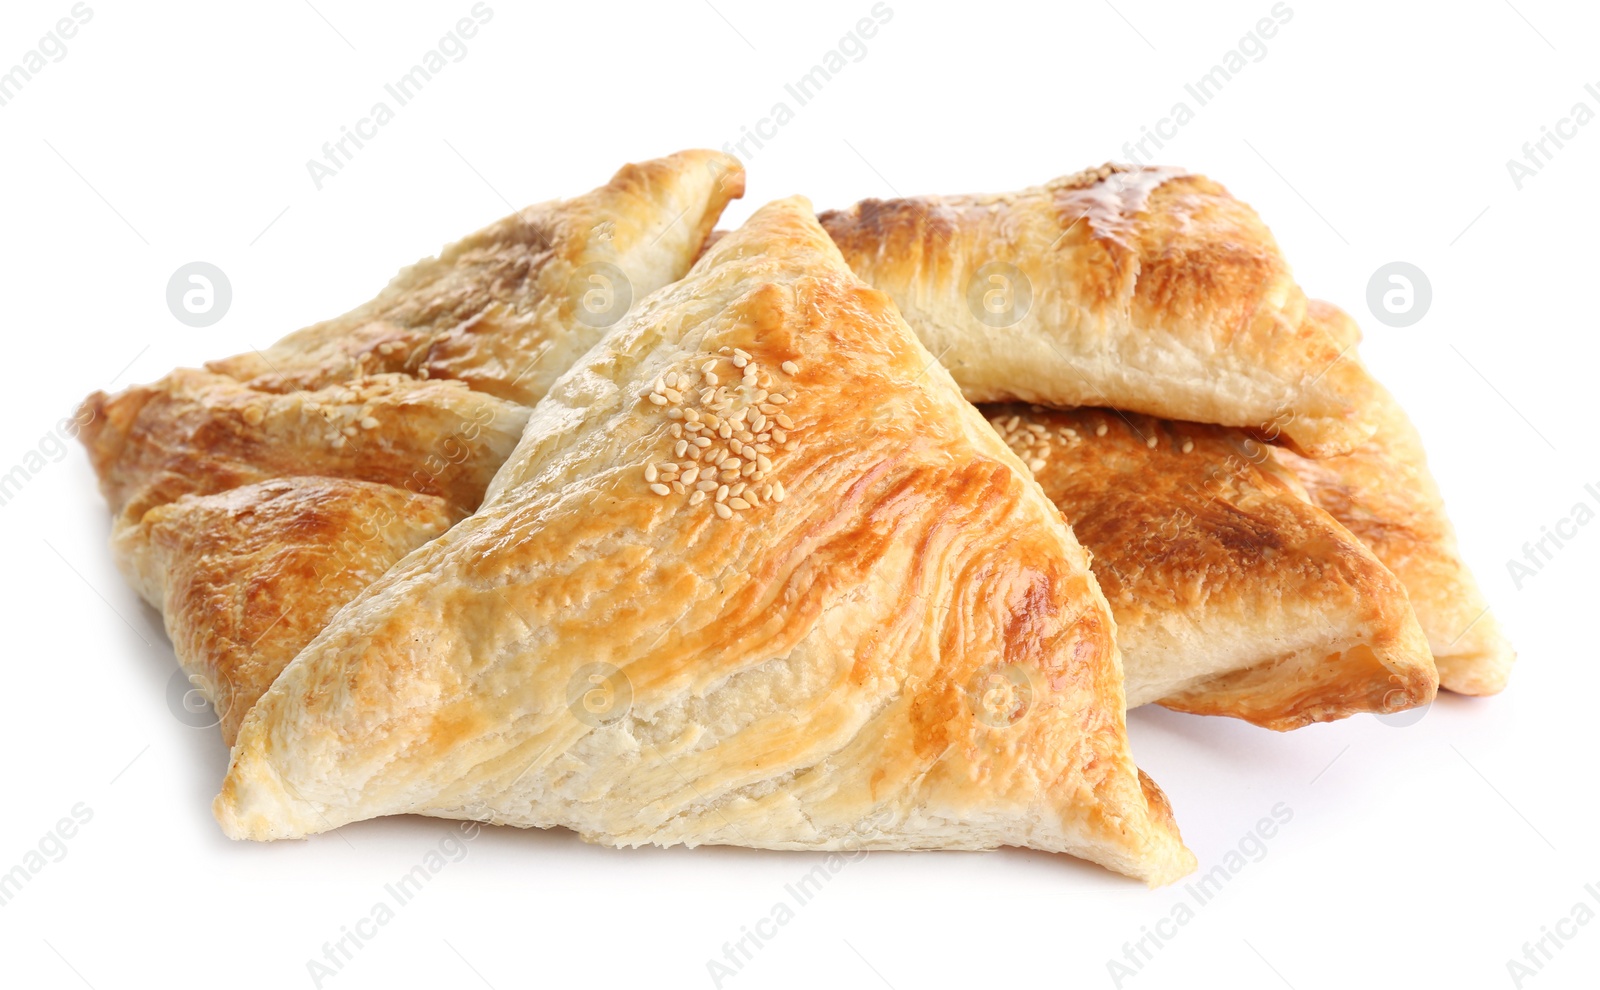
79 151 744 743
818 164 1380 458
120 478 461 745
1274 304 1514 694
208 150 745 406
987 404 1436 729
215 197 1196 886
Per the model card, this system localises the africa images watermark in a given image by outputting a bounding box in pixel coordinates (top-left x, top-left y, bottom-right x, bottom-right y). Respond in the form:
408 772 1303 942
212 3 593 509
719 2 894 163
1504 480 1600 590
1505 882 1600 987
305 821 485 987
0 404 97 510
1118 2 1293 165
1505 81 1600 191
0 3 94 110
0 803 95 909
704 810 893 988
305 3 495 190
1106 803 1294 987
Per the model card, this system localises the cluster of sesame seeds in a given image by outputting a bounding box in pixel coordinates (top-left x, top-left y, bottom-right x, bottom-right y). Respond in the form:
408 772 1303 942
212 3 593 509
988 409 1079 474
639 347 801 520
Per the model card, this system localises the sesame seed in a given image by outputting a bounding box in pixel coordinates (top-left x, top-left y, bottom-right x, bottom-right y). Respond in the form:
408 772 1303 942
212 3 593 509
645 464 658 483
672 481 686 494
720 470 740 482
782 360 799 375
682 466 700 485
1181 440 1194 454
1028 458 1046 472
671 424 683 438
772 482 786 502
775 414 794 429
756 454 773 473
649 393 667 406
741 461 757 477
705 372 718 387
772 429 787 443
734 347 751 360
729 498 750 510
751 414 767 432
700 388 716 404
649 483 670 496
759 403 779 415
719 346 732 355
732 355 748 368
667 407 684 420
343 425 358 437
1146 436 1158 448
718 423 733 439
685 408 700 423
716 485 729 502
664 388 682 404
768 394 788 405
675 439 688 458
730 439 744 455
702 360 717 373
723 456 742 470
689 491 707 505
685 422 703 433
715 503 733 519
697 479 718 492
1095 423 1108 436
664 372 679 388
694 436 712 448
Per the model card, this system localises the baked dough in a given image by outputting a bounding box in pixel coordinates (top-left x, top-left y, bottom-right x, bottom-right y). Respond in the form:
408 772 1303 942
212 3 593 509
119 478 461 745
215 196 1196 886
78 151 744 743
207 150 745 406
79 370 529 530
987 404 1436 729
1274 304 1514 694
818 164 1380 458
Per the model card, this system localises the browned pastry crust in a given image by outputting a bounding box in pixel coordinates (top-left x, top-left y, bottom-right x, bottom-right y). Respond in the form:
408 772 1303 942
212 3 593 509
119 478 461 746
819 164 1380 458
79 370 528 528
214 196 1196 886
78 151 747 745
987 404 1436 729
1275 303 1514 694
206 151 744 407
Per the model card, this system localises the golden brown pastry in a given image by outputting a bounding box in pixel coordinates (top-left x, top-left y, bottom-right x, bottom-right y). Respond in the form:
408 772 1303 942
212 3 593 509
215 197 1196 886
119 478 462 746
818 164 1380 458
1273 303 1514 694
208 150 744 406
987 404 1436 729
79 370 528 529
78 151 747 748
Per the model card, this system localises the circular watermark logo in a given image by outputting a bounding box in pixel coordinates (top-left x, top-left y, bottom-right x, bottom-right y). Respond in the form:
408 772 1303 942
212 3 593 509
166 262 232 327
166 667 227 729
965 664 1033 728
1365 261 1431 328
566 662 633 728
965 262 1033 328
1372 688 1431 727
570 262 633 329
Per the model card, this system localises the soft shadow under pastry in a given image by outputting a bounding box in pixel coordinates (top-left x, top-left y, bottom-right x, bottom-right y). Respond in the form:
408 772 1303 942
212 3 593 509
215 196 1196 886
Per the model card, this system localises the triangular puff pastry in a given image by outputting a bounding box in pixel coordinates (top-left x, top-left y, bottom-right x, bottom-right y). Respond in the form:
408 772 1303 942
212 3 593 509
79 151 745 744
207 150 745 406
215 197 1197 886
986 404 1436 729
818 164 1380 458
1274 302 1514 695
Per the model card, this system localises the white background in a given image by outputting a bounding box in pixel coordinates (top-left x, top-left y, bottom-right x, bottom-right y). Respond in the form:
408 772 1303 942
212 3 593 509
2 1 1596 987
